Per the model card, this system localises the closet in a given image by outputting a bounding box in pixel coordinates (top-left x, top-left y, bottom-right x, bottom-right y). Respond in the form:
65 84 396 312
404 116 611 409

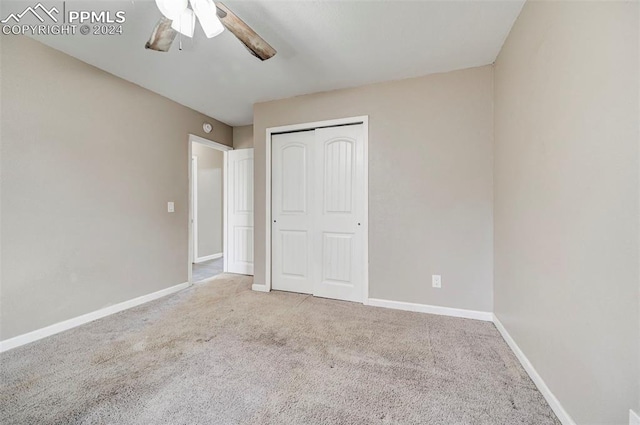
271 124 365 302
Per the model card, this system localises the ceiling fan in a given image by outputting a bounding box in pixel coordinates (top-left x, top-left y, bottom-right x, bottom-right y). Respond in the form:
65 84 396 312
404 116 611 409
145 0 276 61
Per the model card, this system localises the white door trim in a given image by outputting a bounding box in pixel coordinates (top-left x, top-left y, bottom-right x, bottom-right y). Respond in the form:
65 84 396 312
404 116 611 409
190 134 233 152
188 134 233 285
192 155 199 262
262 116 369 302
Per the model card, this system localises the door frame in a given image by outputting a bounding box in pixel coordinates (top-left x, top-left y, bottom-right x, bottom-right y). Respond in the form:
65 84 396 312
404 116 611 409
192 155 199 262
262 116 369 303
188 134 233 285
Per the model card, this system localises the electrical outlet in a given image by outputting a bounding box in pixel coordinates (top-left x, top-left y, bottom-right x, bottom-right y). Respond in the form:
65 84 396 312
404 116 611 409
432 275 442 288
167 202 175 213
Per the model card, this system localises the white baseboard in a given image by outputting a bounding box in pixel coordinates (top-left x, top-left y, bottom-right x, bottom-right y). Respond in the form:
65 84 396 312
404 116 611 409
0 281 190 353
251 284 270 293
493 315 576 425
365 298 493 321
630 410 640 425
194 253 223 263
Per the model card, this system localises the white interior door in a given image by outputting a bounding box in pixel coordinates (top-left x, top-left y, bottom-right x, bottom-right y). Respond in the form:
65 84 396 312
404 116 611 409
227 148 254 275
271 131 315 294
313 125 365 302
271 124 365 303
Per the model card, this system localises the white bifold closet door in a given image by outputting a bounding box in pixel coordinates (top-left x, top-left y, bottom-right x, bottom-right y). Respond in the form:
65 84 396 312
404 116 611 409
271 130 315 293
272 124 365 303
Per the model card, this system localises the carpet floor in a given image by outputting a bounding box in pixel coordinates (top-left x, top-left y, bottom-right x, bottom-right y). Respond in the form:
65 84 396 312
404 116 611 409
0 274 559 424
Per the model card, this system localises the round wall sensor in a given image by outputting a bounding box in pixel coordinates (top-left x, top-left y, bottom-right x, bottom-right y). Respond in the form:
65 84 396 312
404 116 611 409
203 123 212 133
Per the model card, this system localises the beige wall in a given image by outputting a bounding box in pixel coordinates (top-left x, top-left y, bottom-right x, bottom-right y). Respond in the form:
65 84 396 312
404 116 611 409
0 36 232 340
253 66 494 312
192 143 224 258
493 1 639 423
233 125 254 149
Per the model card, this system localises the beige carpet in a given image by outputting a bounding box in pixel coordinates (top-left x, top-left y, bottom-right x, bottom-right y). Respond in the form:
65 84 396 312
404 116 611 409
0 274 559 424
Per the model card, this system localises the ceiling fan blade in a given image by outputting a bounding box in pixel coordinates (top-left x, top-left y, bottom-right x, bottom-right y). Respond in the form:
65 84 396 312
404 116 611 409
215 2 276 61
145 17 177 52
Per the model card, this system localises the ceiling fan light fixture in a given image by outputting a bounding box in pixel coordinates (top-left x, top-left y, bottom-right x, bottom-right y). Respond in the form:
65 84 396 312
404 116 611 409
155 0 188 20
191 0 224 38
171 8 196 37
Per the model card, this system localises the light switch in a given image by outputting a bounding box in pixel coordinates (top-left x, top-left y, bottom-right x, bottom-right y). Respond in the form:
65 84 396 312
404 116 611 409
167 202 175 213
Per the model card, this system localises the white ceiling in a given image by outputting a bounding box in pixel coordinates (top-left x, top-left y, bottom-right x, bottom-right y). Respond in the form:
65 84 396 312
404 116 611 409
33 0 525 126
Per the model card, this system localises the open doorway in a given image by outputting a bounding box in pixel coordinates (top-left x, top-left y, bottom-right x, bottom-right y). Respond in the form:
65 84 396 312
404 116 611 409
189 134 232 283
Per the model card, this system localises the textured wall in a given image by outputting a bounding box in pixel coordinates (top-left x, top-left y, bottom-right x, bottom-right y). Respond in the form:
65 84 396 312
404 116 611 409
493 1 639 423
253 66 494 313
233 125 254 149
0 36 232 340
